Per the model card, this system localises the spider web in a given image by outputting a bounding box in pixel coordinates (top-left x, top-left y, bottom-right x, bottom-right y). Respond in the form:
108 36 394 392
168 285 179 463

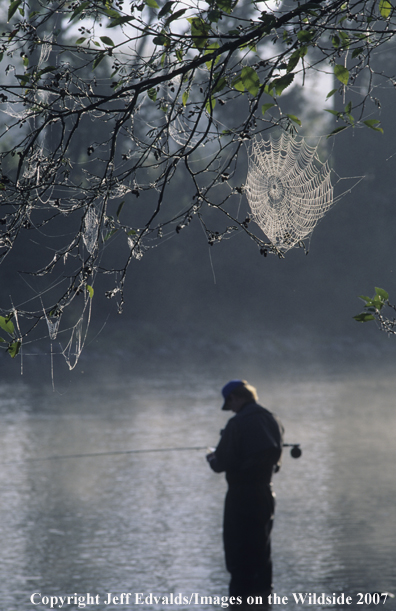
167 109 203 148
165 73 214 149
245 133 334 251
83 206 99 254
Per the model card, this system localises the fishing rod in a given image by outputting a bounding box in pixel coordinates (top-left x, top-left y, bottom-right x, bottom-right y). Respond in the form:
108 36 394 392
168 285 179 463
0 443 302 465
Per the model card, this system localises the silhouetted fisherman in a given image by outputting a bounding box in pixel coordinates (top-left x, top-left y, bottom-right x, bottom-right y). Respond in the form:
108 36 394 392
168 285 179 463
207 380 284 610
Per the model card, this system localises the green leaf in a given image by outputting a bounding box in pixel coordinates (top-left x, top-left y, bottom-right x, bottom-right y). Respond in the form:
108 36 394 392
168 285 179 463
231 75 245 92
165 8 187 25
232 67 261 96
8 0 22 22
188 17 210 49
211 76 226 94
326 88 338 99
345 112 355 125
334 64 349 85
324 109 340 117
76 37 87 44
86 285 94 299
271 73 294 96
207 8 222 22
263 84 274 96
108 15 135 27
353 313 375 322
15 73 30 85
205 96 216 113
259 14 276 30
100 36 115 46
0 337 5 342
144 0 160 8
153 33 168 45
287 47 307 73
148 87 157 101
363 119 383 133
158 1 174 17
7 340 21 358
240 66 260 96
296 29 315 43
37 66 57 78
371 295 385 310
216 0 233 13
379 0 392 18
205 42 220 69
262 103 275 115
286 55 300 75
338 31 350 48
375 287 389 300
352 47 364 59
68 1 90 22
105 7 122 19
327 125 348 137
359 294 374 304
182 90 189 106
0 315 14 335
286 113 302 126
93 52 106 70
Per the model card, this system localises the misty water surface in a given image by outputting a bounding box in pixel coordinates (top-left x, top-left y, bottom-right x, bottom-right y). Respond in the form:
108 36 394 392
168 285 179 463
0 368 395 611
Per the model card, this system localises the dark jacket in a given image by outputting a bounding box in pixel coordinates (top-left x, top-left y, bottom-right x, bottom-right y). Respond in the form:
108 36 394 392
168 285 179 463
209 402 284 486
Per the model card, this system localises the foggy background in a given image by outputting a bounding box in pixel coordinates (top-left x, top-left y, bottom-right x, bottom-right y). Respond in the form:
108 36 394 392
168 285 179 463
1 29 396 611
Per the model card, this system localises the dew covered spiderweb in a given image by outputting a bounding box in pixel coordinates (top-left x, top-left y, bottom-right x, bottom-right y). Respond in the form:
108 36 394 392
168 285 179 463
167 100 206 150
83 206 99 254
245 132 334 251
167 109 202 148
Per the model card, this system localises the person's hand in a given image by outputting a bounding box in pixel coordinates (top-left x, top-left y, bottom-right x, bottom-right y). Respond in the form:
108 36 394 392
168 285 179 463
206 452 216 463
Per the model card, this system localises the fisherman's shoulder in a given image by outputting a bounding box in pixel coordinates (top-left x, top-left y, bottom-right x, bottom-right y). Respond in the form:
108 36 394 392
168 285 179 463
237 402 272 417
241 402 284 428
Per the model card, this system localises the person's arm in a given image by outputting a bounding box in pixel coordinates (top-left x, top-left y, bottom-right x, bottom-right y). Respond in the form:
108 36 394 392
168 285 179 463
206 420 240 473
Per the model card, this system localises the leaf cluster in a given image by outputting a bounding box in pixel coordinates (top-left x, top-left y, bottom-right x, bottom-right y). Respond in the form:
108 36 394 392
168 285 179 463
0 312 21 358
354 287 395 329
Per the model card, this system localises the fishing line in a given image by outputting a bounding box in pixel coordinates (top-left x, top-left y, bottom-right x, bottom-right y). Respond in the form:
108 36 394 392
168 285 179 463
0 444 301 466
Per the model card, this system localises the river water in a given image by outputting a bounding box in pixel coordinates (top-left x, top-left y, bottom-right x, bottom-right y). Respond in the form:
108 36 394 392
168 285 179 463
0 367 395 611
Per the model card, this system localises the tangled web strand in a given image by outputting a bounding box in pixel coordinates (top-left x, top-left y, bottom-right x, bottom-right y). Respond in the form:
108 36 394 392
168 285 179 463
245 133 334 251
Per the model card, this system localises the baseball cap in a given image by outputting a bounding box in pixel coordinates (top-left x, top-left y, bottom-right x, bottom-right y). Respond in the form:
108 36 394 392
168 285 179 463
221 379 244 410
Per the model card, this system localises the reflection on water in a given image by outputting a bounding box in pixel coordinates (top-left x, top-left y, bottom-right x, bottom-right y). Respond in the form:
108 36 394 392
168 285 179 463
0 372 395 610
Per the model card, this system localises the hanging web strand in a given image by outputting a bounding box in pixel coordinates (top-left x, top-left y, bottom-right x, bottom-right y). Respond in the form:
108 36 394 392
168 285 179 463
245 133 334 251
83 206 99 254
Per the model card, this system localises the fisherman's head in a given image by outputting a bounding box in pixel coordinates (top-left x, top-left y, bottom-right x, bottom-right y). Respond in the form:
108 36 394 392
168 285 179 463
221 379 258 412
